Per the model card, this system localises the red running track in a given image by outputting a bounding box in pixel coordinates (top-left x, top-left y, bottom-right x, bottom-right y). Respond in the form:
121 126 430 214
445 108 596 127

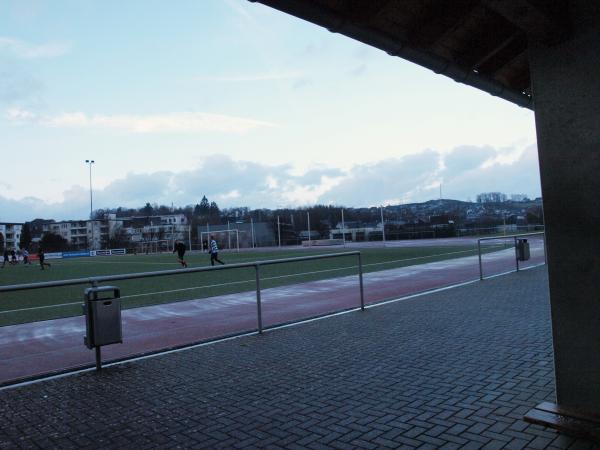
0 244 545 385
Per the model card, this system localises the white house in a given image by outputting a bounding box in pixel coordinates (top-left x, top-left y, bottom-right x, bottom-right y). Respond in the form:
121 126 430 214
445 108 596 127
0 223 23 251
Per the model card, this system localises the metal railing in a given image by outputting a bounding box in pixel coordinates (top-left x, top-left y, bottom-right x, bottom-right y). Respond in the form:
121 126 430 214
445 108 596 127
0 251 365 335
477 232 546 280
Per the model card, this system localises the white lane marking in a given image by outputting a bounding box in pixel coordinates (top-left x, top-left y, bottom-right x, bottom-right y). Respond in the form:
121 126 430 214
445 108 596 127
71 260 182 266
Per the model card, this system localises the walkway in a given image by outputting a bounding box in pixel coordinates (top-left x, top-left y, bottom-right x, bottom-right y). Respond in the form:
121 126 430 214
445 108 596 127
0 267 594 448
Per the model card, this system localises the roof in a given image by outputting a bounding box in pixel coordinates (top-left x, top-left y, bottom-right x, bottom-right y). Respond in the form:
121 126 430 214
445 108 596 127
249 0 570 110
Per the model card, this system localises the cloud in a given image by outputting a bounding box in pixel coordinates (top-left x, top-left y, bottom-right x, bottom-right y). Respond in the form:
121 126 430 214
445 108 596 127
292 78 312 90
348 64 367 77
439 144 541 201
442 145 496 174
319 145 541 206
223 0 257 23
321 151 442 206
0 146 542 222
5 106 36 121
0 37 70 59
195 72 303 83
5 109 275 133
0 70 44 105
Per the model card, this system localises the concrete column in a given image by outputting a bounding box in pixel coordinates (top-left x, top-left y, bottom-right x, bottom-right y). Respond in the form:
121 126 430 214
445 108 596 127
529 2 600 411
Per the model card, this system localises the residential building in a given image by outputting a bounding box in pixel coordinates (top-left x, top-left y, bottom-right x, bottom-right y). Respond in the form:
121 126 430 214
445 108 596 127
330 222 382 241
120 214 189 248
42 214 123 250
0 223 23 251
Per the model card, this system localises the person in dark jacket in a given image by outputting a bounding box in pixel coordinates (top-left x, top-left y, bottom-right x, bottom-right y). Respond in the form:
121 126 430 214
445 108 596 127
173 241 188 268
1 249 8 268
38 249 51 270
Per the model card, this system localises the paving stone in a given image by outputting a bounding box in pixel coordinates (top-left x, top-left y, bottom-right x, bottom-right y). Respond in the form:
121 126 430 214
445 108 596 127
0 268 596 448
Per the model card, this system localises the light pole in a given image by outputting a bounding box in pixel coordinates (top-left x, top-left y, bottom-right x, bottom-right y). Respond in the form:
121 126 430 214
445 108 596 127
307 211 311 247
85 160 95 250
277 215 281 248
380 205 386 247
341 208 346 247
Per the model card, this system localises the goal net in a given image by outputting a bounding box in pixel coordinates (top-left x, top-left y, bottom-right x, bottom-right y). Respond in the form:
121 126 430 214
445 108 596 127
200 230 245 252
138 240 171 254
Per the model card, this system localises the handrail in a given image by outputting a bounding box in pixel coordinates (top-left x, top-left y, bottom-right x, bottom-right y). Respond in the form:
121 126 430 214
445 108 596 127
0 250 365 372
477 232 546 280
477 231 545 242
0 251 362 293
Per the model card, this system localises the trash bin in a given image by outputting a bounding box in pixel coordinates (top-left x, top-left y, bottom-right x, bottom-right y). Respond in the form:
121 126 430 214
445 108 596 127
516 238 530 261
83 286 122 349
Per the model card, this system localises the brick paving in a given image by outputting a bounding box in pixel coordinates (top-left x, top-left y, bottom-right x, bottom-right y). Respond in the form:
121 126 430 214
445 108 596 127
0 267 596 449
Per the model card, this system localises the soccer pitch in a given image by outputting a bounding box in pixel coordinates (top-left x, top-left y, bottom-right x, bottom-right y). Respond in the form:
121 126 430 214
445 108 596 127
0 245 496 327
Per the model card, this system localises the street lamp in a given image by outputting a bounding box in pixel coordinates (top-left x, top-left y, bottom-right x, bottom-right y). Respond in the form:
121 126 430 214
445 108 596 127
85 159 95 250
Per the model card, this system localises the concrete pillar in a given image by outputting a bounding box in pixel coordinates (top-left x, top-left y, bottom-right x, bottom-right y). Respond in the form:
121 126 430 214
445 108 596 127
529 2 600 411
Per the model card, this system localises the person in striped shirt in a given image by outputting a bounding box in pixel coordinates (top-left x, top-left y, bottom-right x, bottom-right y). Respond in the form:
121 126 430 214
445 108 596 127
209 236 225 266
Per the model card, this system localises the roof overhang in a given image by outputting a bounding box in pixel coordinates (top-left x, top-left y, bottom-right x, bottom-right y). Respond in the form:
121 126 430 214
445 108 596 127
249 0 571 110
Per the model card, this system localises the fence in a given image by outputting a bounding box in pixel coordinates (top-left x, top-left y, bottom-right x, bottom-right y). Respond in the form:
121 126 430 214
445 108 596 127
477 232 546 280
0 251 364 335
459 225 544 237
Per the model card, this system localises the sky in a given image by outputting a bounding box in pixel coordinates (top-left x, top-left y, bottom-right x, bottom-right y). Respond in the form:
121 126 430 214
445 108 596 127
0 0 540 223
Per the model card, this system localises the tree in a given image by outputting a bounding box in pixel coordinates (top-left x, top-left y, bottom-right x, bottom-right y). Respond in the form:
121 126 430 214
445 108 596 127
40 232 69 252
108 227 130 249
19 223 32 249
199 196 210 216
208 201 221 224
156 204 171 215
142 202 154 216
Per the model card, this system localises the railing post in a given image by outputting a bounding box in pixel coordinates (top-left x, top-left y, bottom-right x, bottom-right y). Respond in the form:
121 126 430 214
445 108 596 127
255 264 263 333
478 239 483 280
87 281 101 370
514 236 519 272
95 347 102 371
358 253 365 310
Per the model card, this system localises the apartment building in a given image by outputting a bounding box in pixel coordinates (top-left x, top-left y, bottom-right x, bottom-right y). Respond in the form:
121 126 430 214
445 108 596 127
40 214 189 250
0 223 23 251
42 214 122 250
121 214 189 245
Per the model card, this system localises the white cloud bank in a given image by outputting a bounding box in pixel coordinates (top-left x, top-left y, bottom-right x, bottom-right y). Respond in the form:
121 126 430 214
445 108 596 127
0 145 542 223
5 108 274 133
0 37 70 59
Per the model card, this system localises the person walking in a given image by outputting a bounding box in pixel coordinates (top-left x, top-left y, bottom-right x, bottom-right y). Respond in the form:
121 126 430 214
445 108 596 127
10 249 17 265
1 249 8 268
173 241 188 268
209 236 225 266
21 248 31 265
38 249 51 270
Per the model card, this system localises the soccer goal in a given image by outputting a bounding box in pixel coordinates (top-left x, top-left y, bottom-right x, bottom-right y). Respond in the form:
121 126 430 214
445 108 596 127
201 230 241 252
139 240 171 254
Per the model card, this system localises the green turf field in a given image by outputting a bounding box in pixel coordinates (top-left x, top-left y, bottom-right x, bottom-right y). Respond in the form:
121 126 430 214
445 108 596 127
0 245 500 326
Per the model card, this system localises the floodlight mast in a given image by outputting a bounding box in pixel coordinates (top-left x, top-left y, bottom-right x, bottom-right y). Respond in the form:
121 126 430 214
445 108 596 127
277 215 281 248
341 208 346 247
85 159 95 250
381 206 386 248
307 211 311 247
